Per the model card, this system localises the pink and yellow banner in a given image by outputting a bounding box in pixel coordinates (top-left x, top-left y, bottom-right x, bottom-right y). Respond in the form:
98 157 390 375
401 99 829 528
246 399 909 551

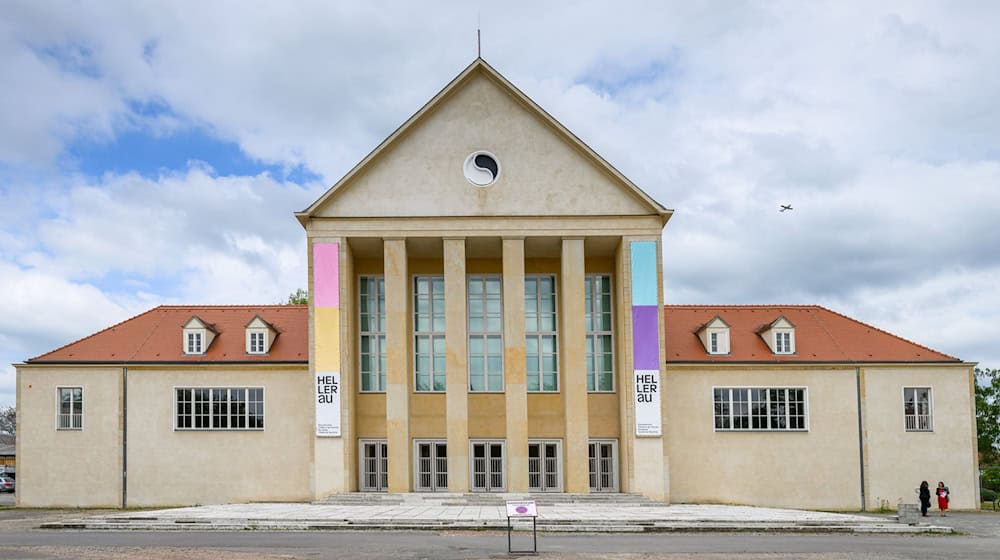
313 242 341 437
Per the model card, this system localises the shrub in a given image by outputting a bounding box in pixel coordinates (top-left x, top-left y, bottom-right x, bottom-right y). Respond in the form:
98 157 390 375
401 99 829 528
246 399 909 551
982 488 998 503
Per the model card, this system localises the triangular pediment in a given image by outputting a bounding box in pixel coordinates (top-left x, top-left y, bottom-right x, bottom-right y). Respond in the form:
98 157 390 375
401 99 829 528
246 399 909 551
299 59 670 222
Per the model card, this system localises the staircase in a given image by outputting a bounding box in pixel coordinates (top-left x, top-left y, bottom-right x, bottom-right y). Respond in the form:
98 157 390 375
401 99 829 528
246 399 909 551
315 492 666 507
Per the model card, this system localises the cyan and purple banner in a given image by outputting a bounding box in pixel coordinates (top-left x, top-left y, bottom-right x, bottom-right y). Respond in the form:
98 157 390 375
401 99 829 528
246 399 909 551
630 241 662 436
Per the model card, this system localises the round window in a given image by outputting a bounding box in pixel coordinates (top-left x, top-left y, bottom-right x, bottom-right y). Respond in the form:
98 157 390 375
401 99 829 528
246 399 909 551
463 151 500 187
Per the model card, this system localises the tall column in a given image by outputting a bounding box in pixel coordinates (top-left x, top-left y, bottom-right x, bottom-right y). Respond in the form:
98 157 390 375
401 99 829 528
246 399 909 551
561 238 589 493
444 238 469 492
384 238 411 492
503 238 528 491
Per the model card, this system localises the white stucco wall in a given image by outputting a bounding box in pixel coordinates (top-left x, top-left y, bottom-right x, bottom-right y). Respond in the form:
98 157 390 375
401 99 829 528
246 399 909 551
16 366 123 507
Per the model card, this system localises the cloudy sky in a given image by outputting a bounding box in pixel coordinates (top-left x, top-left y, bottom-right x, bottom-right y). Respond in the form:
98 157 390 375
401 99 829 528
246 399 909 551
2 1 999 407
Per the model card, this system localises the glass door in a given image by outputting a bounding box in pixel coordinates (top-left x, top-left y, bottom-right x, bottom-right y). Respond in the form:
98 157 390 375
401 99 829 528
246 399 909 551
470 441 505 492
588 440 618 492
360 440 388 492
528 441 562 492
415 441 448 491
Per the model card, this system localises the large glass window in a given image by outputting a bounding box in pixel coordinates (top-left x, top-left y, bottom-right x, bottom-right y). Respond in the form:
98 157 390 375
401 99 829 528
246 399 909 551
414 276 446 392
904 387 933 431
585 275 614 392
359 276 386 392
175 387 264 430
468 275 503 392
57 387 83 430
525 275 558 392
713 387 807 431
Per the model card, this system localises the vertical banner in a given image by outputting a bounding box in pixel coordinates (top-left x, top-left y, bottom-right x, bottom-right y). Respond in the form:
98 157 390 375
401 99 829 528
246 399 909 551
313 242 342 437
315 371 341 436
630 241 662 436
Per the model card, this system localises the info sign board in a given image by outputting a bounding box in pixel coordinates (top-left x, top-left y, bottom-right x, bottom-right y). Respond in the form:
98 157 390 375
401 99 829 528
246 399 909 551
505 500 538 517
315 371 341 437
634 369 662 436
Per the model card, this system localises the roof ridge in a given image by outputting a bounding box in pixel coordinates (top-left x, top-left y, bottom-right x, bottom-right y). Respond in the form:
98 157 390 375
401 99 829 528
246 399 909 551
814 305 960 361
664 304 820 309
157 304 307 309
28 305 165 362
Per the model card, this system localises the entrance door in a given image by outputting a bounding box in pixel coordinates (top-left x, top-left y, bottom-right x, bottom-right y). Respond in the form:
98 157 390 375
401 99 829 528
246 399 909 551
359 440 388 492
588 440 618 492
470 441 505 492
415 441 448 491
528 441 562 492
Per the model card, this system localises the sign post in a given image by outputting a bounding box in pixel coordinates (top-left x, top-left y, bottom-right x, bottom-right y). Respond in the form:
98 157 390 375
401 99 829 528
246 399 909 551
505 500 538 554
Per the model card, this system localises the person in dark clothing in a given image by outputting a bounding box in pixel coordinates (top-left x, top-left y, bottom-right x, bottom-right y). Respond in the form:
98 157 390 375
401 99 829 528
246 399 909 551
918 481 931 517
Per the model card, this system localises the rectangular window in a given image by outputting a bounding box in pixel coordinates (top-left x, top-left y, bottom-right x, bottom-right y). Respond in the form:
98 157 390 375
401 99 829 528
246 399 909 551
525 275 558 392
775 331 792 354
359 276 387 392
57 387 83 430
468 275 503 392
175 387 264 430
585 275 614 392
904 387 933 431
710 332 719 353
414 276 446 392
186 332 203 354
249 331 266 354
713 387 807 431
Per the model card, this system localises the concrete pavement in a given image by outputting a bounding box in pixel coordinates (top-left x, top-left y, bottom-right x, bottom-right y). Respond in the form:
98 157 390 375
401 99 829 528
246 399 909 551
38 493 954 533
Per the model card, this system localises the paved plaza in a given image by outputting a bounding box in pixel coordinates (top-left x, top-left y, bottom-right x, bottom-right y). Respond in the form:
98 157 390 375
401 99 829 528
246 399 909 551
39 494 952 533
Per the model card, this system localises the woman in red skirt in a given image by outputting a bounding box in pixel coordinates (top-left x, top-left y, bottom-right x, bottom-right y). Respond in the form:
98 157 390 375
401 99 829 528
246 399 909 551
935 481 950 516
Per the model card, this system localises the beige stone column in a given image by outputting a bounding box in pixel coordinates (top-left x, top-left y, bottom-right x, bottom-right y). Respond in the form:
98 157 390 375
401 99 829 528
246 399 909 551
443 238 469 492
384 238 411 492
561 237 590 493
503 238 528 492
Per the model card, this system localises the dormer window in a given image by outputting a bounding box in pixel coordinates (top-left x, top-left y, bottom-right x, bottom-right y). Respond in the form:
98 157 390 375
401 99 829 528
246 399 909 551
248 330 267 354
760 316 795 355
187 332 203 354
245 315 278 355
182 316 217 356
697 316 731 355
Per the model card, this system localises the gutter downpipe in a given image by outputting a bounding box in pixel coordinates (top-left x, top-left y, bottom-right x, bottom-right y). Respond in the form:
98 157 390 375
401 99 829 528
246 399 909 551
855 366 866 511
122 366 127 509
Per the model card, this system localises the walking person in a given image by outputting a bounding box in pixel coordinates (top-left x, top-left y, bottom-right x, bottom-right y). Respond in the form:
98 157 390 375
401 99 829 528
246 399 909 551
935 481 950 516
918 481 931 517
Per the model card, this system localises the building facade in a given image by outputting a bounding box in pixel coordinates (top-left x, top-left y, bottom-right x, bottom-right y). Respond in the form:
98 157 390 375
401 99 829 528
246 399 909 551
15 59 980 510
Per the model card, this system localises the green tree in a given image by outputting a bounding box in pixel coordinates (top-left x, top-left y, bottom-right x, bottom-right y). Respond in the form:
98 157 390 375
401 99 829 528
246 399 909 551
286 288 309 305
976 367 1000 466
0 405 14 437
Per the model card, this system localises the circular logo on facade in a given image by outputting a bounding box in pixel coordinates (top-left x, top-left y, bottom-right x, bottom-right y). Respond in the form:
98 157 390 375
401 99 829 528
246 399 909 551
463 151 500 186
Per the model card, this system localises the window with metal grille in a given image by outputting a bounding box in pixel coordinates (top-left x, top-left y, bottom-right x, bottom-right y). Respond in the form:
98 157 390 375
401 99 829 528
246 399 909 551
904 387 933 431
414 441 448 491
57 387 83 430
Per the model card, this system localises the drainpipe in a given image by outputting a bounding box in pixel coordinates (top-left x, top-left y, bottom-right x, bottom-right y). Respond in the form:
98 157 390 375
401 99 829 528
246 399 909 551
122 366 128 509
855 367 866 511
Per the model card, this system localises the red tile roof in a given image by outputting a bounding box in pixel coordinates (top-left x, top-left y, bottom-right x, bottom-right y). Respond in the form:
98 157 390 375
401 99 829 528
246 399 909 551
664 305 960 364
28 305 308 364
26 303 960 366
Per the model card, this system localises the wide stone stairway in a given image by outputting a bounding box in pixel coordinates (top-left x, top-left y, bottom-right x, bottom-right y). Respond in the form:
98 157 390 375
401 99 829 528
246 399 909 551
315 492 667 507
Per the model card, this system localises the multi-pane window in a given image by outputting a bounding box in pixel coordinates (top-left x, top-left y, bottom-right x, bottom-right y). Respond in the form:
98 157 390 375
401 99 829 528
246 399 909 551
248 331 266 354
775 331 792 354
57 387 83 430
359 276 386 392
525 275 558 392
175 387 264 430
904 387 933 431
585 275 614 392
713 387 807 431
710 332 719 353
468 275 503 392
186 331 203 354
414 276 446 392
